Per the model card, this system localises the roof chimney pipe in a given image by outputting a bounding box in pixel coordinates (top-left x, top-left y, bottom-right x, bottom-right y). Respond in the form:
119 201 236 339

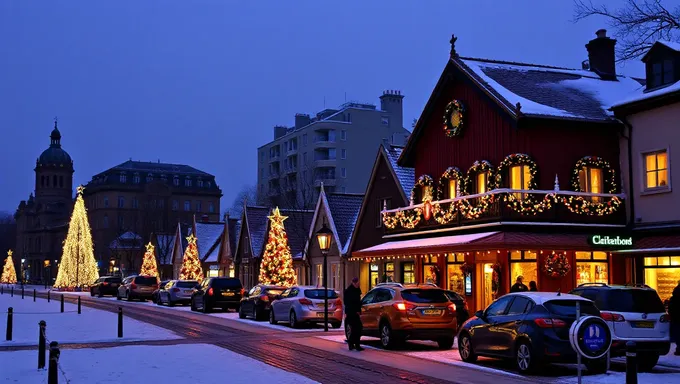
586 29 617 80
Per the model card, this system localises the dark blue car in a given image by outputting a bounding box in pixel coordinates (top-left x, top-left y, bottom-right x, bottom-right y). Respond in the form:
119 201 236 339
457 292 605 374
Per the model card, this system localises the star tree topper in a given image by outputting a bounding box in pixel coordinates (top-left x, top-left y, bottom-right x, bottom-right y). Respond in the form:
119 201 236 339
76 185 85 195
7 250 13 257
145 242 155 253
268 207 288 225
186 233 197 245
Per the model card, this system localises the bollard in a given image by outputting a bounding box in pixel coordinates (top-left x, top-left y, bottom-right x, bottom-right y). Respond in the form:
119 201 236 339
47 290 50 302
626 341 637 384
34 289 36 302
60 295 64 313
118 307 123 338
5 307 13 341
48 341 59 384
77 296 81 314
38 320 46 369
22 287 24 299
1 285 3 294
11 286 13 297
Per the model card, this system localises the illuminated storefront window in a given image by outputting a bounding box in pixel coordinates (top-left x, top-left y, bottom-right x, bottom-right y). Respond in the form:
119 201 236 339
228 264 235 278
446 253 465 296
509 250 538 287
576 251 608 286
402 262 415 284
644 256 680 303
385 262 395 282
369 263 379 288
423 255 439 284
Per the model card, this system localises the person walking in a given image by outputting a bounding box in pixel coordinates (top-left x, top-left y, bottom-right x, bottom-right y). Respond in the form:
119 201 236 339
344 277 364 351
529 281 538 292
669 281 680 356
510 276 528 293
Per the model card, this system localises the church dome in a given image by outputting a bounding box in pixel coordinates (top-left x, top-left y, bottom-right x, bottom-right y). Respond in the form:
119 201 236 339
37 121 72 167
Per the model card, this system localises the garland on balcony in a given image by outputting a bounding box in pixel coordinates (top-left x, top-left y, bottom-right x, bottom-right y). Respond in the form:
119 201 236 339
411 174 436 204
437 167 463 200
397 208 422 229
563 156 621 216
543 251 571 278
496 153 554 215
443 100 465 137
382 211 400 229
432 201 457 224
459 160 495 219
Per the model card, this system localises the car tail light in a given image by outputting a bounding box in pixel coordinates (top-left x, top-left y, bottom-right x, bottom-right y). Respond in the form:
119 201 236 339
261 295 269 302
207 288 214 296
660 314 669 323
601 312 625 322
448 303 457 313
130 283 137 289
172 288 180 293
534 318 567 328
335 298 343 306
394 302 407 311
299 298 313 305
102 282 108 286
240 288 245 295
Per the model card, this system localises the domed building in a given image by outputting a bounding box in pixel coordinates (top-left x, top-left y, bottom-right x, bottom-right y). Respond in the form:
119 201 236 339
15 120 74 284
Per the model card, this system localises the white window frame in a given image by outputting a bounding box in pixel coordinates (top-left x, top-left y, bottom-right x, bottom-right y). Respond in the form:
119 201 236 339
315 264 323 287
341 168 346 178
341 130 347 141
341 149 347 159
641 147 672 194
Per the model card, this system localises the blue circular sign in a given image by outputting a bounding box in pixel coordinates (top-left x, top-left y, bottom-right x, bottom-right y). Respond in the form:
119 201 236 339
571 316 612 359
582 323 606 352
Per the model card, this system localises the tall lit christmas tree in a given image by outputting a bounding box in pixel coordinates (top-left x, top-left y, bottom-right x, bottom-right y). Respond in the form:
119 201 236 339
1 250 18 284
54 186 100 289
259 207 296 287
179 234 204 281
139 242 159 277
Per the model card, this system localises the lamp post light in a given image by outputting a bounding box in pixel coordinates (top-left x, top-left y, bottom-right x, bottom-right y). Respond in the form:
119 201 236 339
43 260 51 289
315 223 333 332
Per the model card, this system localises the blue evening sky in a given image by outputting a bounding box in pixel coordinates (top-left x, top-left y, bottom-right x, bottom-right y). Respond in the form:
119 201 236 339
0 0 657 213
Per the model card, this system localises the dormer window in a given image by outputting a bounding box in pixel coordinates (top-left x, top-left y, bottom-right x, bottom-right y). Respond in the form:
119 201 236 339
120 173 127 183
160 174 167 182
146 173 153 182
133 173 140 184
197 179 204 188
651 59 674 88
173 175 179 186
185 178 192 187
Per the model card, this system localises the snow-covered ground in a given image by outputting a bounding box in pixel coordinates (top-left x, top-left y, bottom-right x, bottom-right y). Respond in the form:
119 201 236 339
560 372 680 384
0 343 318 384
0 294 180 346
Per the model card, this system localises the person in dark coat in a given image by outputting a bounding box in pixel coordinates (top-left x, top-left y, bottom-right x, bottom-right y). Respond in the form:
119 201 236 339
510 276 528 293
344 277 364 351
529 281 538 292
669 282 680 356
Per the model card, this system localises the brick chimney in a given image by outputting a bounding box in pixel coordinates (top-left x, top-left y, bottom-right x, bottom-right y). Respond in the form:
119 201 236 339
586 29 617 80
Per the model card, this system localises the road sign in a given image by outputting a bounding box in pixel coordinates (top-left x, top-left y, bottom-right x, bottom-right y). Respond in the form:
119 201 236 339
569 315 612 359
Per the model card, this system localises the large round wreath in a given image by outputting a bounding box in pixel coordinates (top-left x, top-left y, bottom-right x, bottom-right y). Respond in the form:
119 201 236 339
563 156 621 216
443 100 465 137
437 166 463 200
543 252 571 278
497 153 552 215
459 160 496 219
411 174 435 204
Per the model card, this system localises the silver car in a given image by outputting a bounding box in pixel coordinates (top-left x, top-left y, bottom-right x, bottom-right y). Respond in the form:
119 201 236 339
157 280 198 306
269 286 343 329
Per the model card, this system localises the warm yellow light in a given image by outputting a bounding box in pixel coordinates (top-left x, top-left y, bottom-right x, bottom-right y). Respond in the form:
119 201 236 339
179 233 204 281
139 242 159 278
259 207 297 287
1 249 18 284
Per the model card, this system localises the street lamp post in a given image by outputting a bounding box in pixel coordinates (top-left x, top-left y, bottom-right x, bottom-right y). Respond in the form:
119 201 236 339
316 223 333 332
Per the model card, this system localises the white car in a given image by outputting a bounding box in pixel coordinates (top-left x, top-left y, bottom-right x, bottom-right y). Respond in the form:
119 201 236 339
269 286 343 329
570 283 670 371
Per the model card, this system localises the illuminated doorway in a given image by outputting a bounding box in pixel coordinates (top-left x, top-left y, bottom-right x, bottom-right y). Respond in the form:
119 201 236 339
482 263 494 309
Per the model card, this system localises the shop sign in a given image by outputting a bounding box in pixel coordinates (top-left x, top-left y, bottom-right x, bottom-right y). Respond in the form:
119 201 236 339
589 234 633 247
464 274 472 296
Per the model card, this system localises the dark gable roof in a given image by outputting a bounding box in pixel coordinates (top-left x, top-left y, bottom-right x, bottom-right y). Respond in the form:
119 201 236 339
280 208 314 259
228 218 240 257
98 160 213 177
383 145 414 198
244 206 270 257
326 193 364 252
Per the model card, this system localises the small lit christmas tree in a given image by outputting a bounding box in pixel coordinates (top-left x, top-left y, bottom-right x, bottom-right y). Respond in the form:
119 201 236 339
54 186 100 289
179 234 203 281
139 242 159 277
1 250 18 284
259 207 296 287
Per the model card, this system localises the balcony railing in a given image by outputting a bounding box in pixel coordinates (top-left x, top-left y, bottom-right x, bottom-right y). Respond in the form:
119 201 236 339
381 188 626 233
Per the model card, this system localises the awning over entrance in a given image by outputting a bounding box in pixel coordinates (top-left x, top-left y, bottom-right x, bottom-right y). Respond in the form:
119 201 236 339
352 232 499 258
614 233 680 254
352 231 599 259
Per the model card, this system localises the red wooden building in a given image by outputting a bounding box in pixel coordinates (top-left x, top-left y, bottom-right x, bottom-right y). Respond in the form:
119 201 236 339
351 30 642 311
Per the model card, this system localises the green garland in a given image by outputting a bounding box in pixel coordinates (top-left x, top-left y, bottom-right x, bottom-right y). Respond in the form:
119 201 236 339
437 167 463 200
497 153 551 215
459 160 495 219
443 100 465 137
411 174 436 203
564 156 620 216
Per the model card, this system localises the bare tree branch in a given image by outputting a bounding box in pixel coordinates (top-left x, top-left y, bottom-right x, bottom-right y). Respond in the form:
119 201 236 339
574 0 680 61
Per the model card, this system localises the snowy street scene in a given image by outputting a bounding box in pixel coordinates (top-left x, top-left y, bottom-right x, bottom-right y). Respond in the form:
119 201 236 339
4 0 680 383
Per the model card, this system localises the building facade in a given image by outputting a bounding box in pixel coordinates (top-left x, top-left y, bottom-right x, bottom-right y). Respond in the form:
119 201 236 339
256 91 411 210
612 40 680 303
15 122 74 284
82 160 222 275
351 31 642 312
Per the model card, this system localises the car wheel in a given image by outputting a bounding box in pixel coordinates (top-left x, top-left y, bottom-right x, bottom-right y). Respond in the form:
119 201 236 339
344 322 352 343
202 300 211 313
331 322 341 329
253 307 262 321
638 354 659 372
458 333 477 362
238 306 246 319
167 298 175 307
380 322 396 349
437 337 455 350
515 341 535 373
98 291 103 298
289 310 299 329
90 288 95 297
269 309 277 325
116 292 121 301
126 291 133 302
190 298 197 312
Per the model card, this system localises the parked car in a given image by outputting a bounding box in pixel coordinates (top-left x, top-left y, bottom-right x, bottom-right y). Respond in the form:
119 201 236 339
90 276 122 297
191 277 243 313
570 283 670 371
269 286 343 329
152 280 171 303
239 284 286 321
157 280 198 306
444 290 470 329
116 275 159 301
458 292 605 374
348 283 458 349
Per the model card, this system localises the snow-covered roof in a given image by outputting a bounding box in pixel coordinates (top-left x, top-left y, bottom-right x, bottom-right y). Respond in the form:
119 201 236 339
457 57 643 121
326 193 364 254
384 145 415 198
611 80 680 109
656 40 680 52
244 206 313 260
191 222 224 263
109 232 143 250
